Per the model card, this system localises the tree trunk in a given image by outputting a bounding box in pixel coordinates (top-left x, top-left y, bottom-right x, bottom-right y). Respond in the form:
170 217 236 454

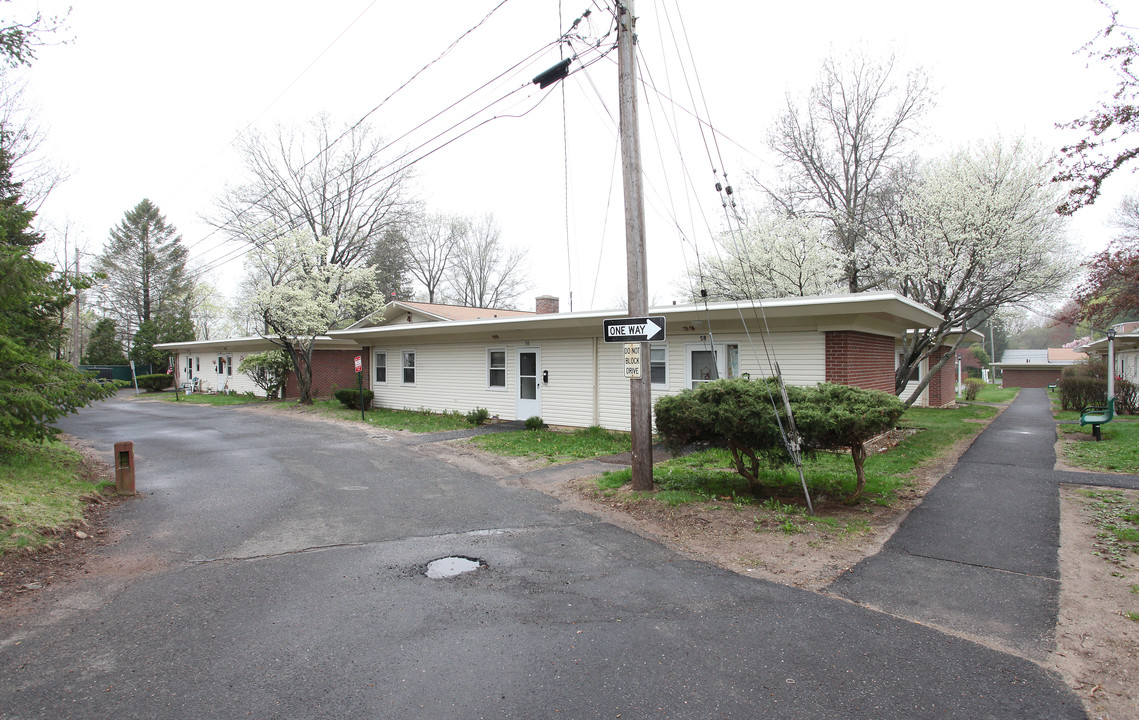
901 332 969 408
845 443 868 504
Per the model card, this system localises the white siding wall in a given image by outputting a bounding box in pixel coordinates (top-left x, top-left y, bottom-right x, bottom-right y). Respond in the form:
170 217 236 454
537 338 599 427
175 351 263 395
365 330 865 431
368 340 596 424
599 331 827 431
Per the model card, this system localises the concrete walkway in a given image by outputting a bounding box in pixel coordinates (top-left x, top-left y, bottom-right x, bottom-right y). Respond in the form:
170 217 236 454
830 388 1139 657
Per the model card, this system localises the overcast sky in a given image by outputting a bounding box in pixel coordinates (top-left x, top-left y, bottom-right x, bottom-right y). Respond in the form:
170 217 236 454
11 0 1134 313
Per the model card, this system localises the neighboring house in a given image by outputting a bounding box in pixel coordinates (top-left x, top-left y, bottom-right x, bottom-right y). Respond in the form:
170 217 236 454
155 336 361 397
991 347 1087 388
329 292 959 431
1081 326 1139 385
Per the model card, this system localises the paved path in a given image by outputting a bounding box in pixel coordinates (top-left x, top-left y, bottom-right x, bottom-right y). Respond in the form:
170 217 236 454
0 394 1090 718
831 388 1139 658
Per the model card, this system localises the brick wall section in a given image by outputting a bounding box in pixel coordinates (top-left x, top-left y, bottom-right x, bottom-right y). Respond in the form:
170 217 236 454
284 349 370 399
824 331 895 393
927 345 957 407
1001 367 1064 389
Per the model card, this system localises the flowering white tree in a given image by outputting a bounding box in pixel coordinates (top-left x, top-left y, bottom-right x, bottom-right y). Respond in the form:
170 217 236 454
242 228 382 404
691 212 843 300
889 138 1075 405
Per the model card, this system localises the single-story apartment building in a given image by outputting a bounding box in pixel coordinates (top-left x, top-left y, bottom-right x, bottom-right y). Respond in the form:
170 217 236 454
158 292 961 430
328 292 956 431
156 302 540 397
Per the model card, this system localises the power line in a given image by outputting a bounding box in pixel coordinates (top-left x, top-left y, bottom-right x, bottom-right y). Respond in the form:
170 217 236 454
185 9 607 285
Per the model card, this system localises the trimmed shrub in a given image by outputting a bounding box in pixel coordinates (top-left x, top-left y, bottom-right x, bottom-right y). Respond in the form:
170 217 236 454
791 383 905 503
1058 359 1108 411
136 373 174 392
964 378 986 400
524 416 544 431
654 378 903 502
334 388 374 410
466 407 490 426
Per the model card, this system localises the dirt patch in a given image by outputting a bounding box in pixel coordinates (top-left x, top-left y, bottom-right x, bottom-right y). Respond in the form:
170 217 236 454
1051 486 1139 720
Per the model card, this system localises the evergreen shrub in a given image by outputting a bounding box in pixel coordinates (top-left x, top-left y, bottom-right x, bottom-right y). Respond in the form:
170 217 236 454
135 373 174 392
334 388 374 410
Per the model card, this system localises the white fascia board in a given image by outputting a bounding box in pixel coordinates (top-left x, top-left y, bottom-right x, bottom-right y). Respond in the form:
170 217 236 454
331 292 943 344
154 336 357 352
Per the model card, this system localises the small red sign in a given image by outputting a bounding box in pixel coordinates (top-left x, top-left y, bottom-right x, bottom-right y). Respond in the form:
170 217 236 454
354 356 362 373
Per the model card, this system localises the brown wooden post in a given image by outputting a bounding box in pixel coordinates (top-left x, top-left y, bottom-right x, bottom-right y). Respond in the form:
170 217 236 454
114 441 136 495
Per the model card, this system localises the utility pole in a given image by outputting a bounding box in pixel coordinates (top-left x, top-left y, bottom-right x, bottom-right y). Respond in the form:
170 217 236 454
617 0 653 491
72 247 81 366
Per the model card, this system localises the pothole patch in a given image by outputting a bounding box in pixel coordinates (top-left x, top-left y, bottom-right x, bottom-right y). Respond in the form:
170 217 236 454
425 556 486 579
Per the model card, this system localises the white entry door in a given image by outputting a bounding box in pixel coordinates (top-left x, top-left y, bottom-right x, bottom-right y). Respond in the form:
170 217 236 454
516 347 541 420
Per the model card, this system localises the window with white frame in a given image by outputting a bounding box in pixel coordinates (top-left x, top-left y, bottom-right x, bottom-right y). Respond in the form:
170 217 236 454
374 351 387 383
686 343 740 388
487 348 506 389
402 350 416 384
226 354 233 376
649 344 668 387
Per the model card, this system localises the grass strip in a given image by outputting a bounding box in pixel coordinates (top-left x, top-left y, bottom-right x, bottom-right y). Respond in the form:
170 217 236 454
311 401 472 433
470 426 631 463
0 439 112 554
161 392 270 405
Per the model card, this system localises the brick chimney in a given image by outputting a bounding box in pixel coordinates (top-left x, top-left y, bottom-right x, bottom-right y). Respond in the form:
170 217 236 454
535 295 560 314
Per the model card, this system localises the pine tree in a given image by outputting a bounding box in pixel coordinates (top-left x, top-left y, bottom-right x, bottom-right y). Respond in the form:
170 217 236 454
0 146 116 441
82 318 127 365
95 199 190 328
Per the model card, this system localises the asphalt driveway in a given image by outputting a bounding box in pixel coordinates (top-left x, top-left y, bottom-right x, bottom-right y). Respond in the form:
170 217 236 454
0 395 1084 719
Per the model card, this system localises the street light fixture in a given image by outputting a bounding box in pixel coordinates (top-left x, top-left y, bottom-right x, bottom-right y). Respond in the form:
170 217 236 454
1106 328 1117 402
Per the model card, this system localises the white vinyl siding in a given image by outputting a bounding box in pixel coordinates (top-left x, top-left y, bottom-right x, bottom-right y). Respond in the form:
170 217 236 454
369 332 829 431
533 339 595 427
175 351 263 395
598 332 827 431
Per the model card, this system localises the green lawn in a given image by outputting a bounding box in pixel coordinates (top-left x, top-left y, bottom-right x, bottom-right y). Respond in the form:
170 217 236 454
971 385 1019 403
597 403 998 507
470 426 631 463
311 401 472 433
158 393 472 432
0 439 113 554
161 391 272 406
1059 422 1139 474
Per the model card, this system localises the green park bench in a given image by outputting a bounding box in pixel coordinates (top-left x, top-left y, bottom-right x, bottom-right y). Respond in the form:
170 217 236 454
1079 397 1115 442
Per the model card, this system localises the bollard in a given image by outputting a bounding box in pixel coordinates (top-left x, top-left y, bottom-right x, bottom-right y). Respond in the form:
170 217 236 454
114 441 136 495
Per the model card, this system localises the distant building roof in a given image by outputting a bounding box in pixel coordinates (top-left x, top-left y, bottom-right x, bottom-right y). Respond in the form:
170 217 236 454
1047 347 1086 363
996 347 1085 368
1001 349 1048 363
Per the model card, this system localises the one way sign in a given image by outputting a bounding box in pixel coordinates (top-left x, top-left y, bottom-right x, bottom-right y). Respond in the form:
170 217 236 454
603 316 666 343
